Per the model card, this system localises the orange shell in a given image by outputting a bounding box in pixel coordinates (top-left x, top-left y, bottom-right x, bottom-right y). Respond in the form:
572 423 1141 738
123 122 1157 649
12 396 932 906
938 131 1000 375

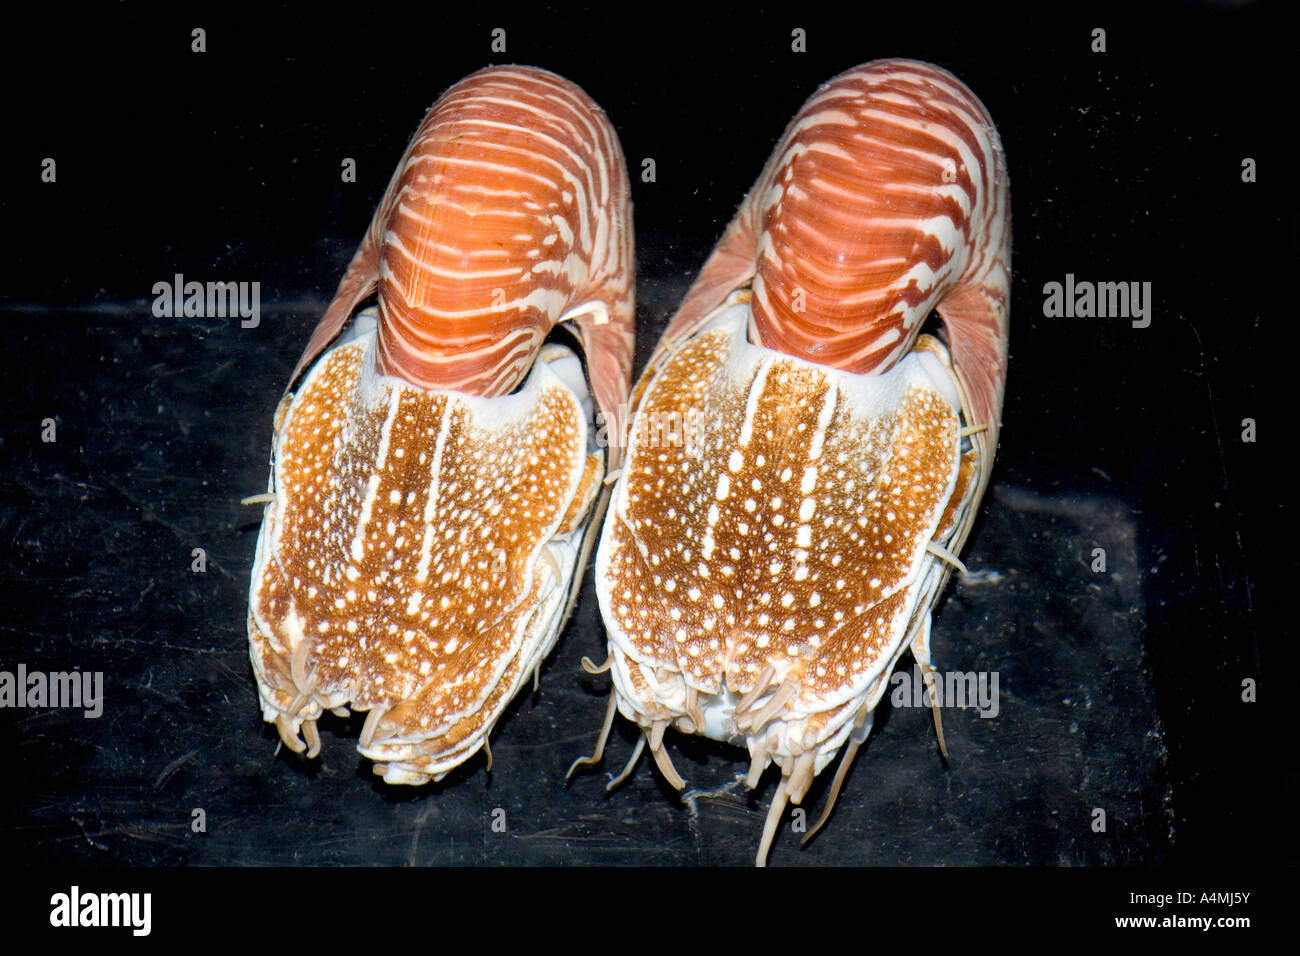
660 59 1009 475
291 66 635 450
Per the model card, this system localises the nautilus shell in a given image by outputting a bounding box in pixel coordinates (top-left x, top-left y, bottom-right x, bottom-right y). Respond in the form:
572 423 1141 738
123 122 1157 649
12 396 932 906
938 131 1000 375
577 59 1010 864
246 66 633 783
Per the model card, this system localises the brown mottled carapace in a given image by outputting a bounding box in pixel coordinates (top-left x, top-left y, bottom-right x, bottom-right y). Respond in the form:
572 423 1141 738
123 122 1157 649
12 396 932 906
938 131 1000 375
583 59 1010 865
248 66 634 785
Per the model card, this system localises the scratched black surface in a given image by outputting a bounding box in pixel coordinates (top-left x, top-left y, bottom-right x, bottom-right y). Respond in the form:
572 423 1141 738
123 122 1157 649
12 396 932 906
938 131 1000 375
0 3 1282 867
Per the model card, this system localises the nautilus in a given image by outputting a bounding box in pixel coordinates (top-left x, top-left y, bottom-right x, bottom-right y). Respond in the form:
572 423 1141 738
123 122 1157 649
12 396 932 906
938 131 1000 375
245 66 633 783
573 58 1011 864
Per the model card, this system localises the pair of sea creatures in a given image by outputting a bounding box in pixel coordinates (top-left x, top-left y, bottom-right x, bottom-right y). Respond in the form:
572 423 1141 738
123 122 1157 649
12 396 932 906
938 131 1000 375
245 59 1011 865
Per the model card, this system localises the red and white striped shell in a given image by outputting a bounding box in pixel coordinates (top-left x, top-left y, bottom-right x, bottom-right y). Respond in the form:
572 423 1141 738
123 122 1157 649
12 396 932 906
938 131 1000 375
291 66 634 443
247 66 633 784
581 59 1010 864
661 58 1009 484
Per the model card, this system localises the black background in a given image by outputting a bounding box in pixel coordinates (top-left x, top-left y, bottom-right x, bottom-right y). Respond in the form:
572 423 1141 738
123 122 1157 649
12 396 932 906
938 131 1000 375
0 0 1288 896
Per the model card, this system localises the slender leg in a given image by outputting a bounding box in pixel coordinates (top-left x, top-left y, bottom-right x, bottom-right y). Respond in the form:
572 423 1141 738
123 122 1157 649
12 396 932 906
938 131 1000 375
606 734 647 792
566 692 618 783
359 703 390 749
756 776 791 867
275 713 306 754
802 705 874 846
302 718 322 759
926 541 969 574
648 723 686 791
734 664 776 717
911 614 948 760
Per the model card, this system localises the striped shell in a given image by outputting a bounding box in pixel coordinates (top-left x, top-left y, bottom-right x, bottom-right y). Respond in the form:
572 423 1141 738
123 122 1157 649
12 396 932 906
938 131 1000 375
292 66 634 451
247 66 633 784
662 58 1009 483
581 59 1010 864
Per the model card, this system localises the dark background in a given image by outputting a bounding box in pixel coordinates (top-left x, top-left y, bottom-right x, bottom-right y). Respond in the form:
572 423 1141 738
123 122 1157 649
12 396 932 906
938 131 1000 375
0 1 1287 870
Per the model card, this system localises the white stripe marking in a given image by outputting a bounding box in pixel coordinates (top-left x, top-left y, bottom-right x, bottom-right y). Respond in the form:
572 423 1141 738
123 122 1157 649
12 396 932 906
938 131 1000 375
416 397 454 583
349 387 402 564
738 357 772 448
